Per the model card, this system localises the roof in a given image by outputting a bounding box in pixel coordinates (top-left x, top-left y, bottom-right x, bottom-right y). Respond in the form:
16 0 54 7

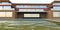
1 0 9 2
10 0 54 4
54 0 60 1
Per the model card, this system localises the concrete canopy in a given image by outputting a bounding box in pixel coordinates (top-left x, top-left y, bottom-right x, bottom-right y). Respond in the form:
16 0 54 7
10 0 54 4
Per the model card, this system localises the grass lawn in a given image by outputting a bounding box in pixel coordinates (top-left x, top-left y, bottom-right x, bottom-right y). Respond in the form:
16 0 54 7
0 23 60 30
0 19 60 30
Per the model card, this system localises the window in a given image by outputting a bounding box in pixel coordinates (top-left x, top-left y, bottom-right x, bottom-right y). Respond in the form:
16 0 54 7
0 6 15 10
51 6 60 10
6 12 12 17
53 12 60 17
1 2 11 5
31 5 47 8
16 5 47 8
51 8 60 10
0 12 13 17
0 6 3 10
19 9 45 12
53 3 60 5
38 5 47 8
0 12 5 17
4 6 11 8
0 2 2 5
16 5 24 8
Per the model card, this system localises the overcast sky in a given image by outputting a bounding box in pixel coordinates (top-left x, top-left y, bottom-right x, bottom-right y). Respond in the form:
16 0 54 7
10 0 54 4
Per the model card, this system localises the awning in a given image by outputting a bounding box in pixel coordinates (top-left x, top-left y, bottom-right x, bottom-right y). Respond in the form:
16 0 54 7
10 0 54 4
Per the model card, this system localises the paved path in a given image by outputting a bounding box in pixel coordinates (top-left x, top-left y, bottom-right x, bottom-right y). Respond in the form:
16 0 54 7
46 18 60 22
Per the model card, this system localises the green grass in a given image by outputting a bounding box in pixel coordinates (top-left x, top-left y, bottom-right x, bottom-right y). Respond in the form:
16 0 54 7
48 20 60 25
0 22 60 30
0 25 60 30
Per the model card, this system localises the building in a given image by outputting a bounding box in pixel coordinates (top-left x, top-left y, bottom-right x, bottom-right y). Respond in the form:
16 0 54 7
0 0 60 19
0 0 16 19
51 0 60 18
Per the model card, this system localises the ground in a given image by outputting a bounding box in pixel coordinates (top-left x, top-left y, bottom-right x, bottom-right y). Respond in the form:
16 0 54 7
0 18 60 30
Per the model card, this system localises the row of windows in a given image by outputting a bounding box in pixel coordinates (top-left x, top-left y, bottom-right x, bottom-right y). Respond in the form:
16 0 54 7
0 2 10 3
16 5 47 8
53 6 60 9
53 3 60 5
0 6 15 10
53 12 60 17
0 2 11 5
0 6 11 8
0 6 14 8
0 12 12 17
53 5 60 7
51 5 60 10
19 9 45 12
51 8 60 10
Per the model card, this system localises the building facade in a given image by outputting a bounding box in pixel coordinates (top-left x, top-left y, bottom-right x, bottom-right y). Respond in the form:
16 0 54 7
0 0 60 19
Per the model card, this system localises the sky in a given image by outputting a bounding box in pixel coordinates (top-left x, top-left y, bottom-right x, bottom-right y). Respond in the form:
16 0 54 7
10 0 54 4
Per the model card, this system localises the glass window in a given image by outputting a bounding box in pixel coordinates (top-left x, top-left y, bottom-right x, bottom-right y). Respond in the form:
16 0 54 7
53 12 60 17
51 8 60 10
6 12 12 17
19 9 44 12
16 5 47 8
16 5 24 8
23 5 31 8
53 3 60 5
52 6 60 10
0 12 5 17
0 2 2 4
39 5 47 8
53 7 60 9
2 2 11 5
0 6 3 10
53 5 60 7
0 6 15 10
3 6 11 9
2 2 10 3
